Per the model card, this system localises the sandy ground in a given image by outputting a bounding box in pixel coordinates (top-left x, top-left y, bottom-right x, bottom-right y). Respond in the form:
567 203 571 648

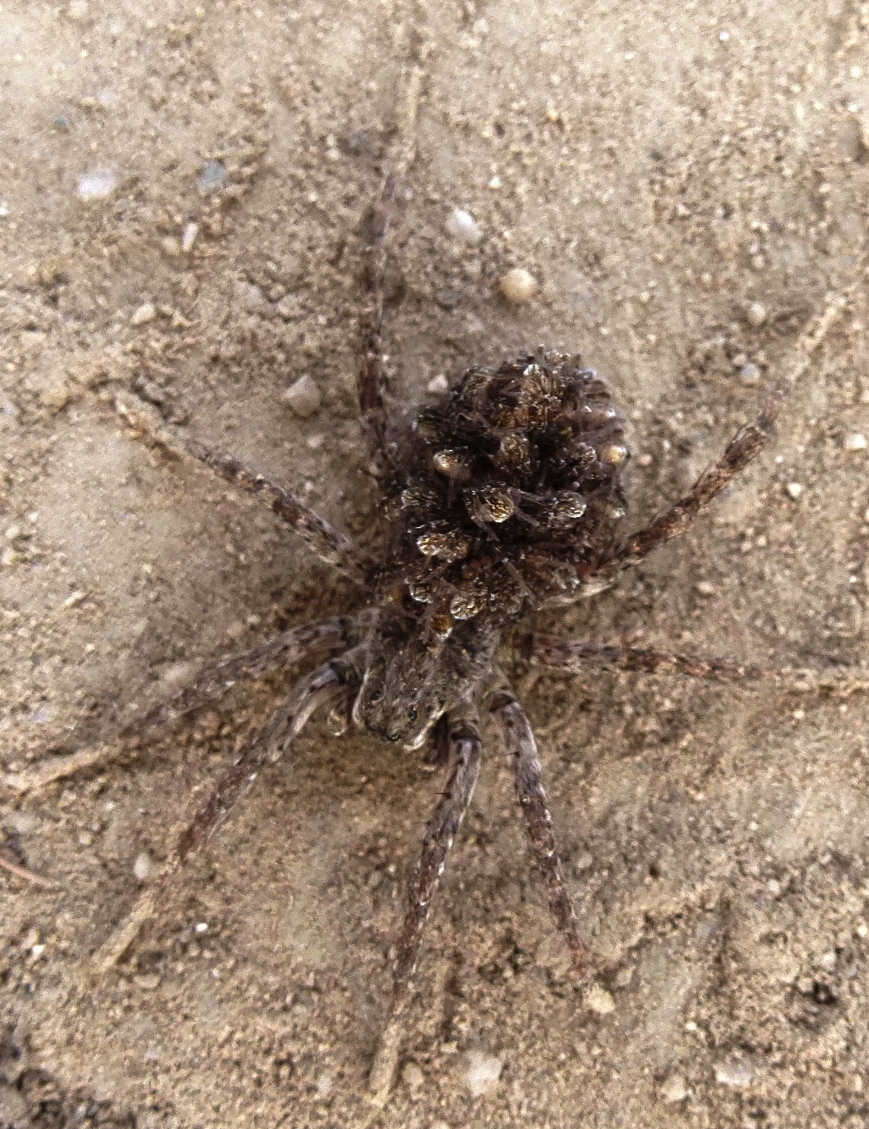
3 1 869 1126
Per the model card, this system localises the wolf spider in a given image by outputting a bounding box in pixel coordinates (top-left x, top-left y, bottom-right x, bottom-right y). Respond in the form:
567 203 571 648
6 92 867 1108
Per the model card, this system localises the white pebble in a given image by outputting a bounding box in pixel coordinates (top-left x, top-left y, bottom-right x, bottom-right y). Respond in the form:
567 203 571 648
464 1051 502 1097
233 280 269 315
715 1060 753 1086
133 853 152 881
746 301 767 327
401 1060 424 1091
660 1072 689 1103
585 982 616 1014
445 207 481 244
275 294 303 320
695 580 716 597
281 375 322 417
181 222 199 253
499 267 538 304
76 168 119 200
427 374 450 395
844 432 867 451
786 482 804 500
130 301 157 326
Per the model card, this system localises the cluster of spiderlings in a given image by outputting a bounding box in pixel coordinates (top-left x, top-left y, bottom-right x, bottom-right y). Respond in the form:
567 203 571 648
388 350 629 635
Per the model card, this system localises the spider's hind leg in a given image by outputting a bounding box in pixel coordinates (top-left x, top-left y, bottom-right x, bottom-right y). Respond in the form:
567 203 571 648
367 709 481 1107
490 691 588 979
600 280 856 581
525 633 869 697
92 659 346 972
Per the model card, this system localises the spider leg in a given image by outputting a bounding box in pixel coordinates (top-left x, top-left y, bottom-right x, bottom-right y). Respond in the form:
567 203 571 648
6 616 360 794
524 634 869 696
601 283 855 577
114 391 374 578
357 35 425 469
490 691 588 979
92 660 346 972
367 710 481 1107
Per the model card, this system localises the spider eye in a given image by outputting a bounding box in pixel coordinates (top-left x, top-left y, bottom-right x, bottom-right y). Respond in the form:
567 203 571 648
389 734 401 743
407 708 418 722
369 690 383 703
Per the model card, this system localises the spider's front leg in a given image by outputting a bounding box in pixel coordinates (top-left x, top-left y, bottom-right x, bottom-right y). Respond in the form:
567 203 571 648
367 708 482 1107
114 391 374 579
92 659 347 972
5 616 360 794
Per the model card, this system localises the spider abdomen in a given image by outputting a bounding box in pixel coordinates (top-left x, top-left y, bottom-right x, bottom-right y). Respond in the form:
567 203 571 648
390 351 629 632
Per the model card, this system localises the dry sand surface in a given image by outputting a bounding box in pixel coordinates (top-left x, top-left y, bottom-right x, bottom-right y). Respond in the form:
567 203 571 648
3 1 869 1126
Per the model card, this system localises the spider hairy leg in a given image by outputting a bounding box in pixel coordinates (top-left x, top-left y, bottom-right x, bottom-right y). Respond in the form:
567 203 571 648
357 19 425 469
608 393 781 571
367 711 482 1108
490 692 588 979
114 391 374 578
602 278 858 576
4 617 359 795
526 635 869 696
92 660 346 972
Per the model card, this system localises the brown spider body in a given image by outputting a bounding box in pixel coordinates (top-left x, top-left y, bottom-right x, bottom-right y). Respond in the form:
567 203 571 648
350 352 630 749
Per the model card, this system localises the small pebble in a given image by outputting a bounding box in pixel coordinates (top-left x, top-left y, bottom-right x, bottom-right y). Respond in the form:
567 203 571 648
499 267 538 304
586 982 616 1014
844 432 867 451
233 280 269 315
130 301 157 326
275 293 303 320
76 168 119 200
315 1071 334 1098
746 301 767 327
786 482 804 500
464 1051 502 1097
660 1072 689 1103
445 207 481 244
695 580 716 597
738 363 760 385
133 853 152 882
134 973 161 990
197 160 226 195
401 1060 424 1092
282 375 322 417
715 1060 753 1087
40 380 73 412
181 222 199 253
0 1084 28 1125
427 373 450 395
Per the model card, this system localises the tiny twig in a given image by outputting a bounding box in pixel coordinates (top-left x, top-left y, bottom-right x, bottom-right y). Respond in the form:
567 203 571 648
0 853 56 889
